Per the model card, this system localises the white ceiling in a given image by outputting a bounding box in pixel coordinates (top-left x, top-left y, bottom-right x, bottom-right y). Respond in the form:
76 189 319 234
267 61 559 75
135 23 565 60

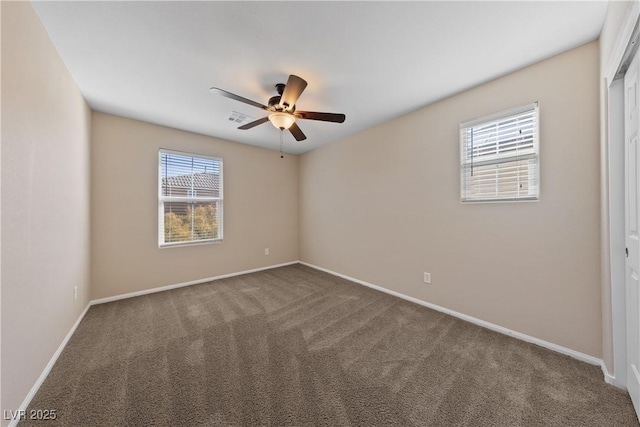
31 1 608 155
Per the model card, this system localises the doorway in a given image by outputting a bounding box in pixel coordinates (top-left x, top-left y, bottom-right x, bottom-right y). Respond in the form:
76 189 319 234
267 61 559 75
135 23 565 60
623 46 640 417
608 13 640 422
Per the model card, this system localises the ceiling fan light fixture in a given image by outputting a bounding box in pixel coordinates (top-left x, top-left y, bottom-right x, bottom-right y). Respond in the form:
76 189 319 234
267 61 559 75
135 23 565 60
268 112 295 130
211 74 344 142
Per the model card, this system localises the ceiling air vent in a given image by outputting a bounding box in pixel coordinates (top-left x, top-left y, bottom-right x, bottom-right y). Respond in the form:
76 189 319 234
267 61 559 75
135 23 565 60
227 111 253 125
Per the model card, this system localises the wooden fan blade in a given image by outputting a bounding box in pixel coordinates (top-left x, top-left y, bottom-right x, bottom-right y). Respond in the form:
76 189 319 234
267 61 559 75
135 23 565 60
289 122 307 141
280 75 307 110
294 111 346 123
238 116 270 130
210 87 270 111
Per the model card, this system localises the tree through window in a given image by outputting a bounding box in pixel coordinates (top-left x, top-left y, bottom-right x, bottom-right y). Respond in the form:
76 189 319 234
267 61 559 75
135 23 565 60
159 150 223 246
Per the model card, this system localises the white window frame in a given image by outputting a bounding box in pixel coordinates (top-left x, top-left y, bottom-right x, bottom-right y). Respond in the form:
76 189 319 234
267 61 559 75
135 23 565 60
158 149 224 247
460 103 540 203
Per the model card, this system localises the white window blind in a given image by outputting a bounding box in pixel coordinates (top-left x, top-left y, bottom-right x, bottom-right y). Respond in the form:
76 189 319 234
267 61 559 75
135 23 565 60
460 103 539 202
158 150 223 246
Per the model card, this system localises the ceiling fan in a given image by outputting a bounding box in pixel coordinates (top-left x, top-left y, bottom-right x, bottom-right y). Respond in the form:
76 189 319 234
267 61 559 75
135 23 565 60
210 75 345 141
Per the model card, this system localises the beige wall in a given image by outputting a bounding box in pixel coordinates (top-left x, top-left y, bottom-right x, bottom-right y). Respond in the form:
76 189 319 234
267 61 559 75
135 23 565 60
1 2 91 422
90 113 299 299
300 41 602 357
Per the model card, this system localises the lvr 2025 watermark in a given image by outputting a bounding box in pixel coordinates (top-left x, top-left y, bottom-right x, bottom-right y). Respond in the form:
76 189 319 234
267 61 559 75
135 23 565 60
3 409 57 421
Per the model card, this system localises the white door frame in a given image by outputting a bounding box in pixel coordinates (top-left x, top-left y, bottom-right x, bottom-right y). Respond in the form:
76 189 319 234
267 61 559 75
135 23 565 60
605 4 640 390
610 76 627 389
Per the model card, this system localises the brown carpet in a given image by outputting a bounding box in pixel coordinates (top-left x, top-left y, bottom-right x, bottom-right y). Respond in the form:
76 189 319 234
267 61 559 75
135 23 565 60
24 264 638 426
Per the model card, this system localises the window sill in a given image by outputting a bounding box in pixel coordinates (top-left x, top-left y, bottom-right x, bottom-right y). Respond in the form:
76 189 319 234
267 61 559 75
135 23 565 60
460 197 539 204
159 238 223 248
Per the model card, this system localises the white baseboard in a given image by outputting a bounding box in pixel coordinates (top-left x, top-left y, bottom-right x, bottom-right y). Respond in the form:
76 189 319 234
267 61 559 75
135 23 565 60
601 362 617 386
9 302 91 427
299 261 612 380
90 261 299 305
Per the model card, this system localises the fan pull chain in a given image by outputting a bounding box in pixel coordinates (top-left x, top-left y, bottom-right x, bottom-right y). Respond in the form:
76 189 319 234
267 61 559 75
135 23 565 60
280 129 284 159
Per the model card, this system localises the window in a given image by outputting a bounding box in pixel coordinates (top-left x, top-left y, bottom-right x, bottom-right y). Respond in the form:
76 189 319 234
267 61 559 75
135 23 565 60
460 103 539 202
159 150 223 246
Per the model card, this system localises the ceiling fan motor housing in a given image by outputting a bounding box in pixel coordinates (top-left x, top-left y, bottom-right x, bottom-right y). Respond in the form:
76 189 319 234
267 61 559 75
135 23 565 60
270 84 287 110
268 95 281 109
269 94 296 112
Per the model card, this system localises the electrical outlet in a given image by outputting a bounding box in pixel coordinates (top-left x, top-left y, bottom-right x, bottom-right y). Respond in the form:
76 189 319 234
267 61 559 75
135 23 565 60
423 272 431 284
73 286 78 301
264 248 270 256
